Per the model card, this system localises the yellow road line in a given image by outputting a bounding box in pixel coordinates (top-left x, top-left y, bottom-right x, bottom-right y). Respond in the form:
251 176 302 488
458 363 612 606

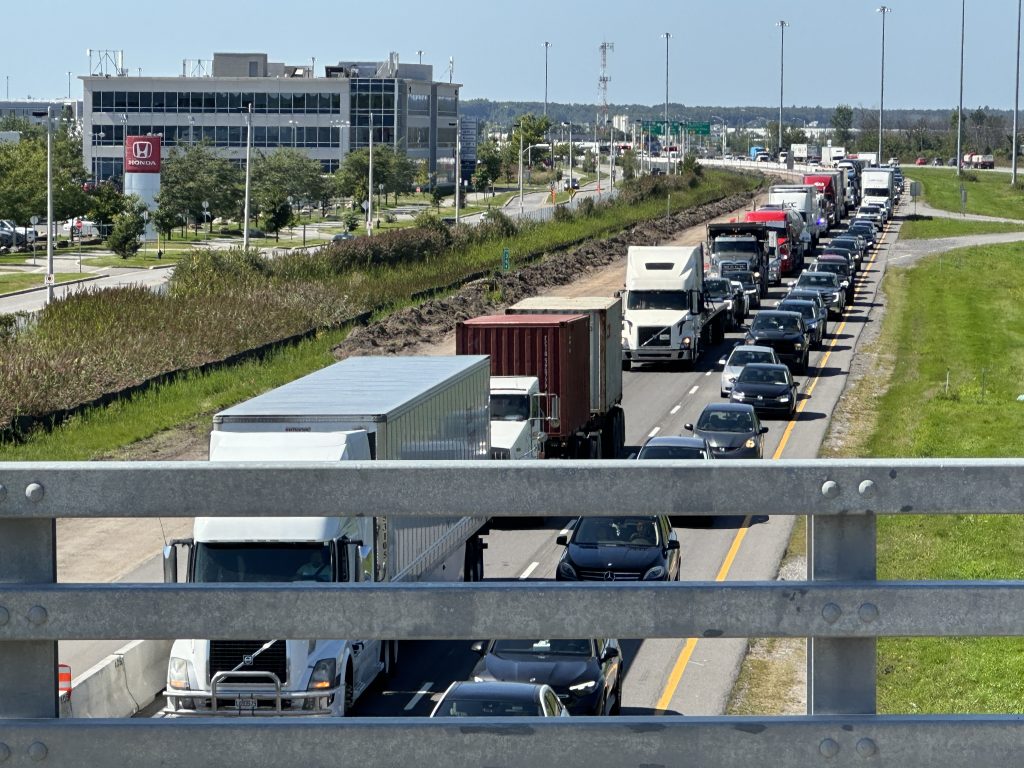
655 222 889 712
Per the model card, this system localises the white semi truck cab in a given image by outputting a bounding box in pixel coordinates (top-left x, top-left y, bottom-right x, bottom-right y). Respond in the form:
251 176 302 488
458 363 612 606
489 376 546 460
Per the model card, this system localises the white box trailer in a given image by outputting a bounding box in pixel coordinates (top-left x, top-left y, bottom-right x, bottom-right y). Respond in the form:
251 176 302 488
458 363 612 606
163 356 492 718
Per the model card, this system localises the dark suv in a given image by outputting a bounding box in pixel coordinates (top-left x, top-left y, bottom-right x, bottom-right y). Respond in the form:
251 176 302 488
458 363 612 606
556 515 680 581
744 310 810 373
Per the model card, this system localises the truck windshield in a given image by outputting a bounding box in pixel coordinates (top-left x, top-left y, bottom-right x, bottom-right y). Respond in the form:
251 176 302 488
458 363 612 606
712 239 759 255
491 394 530 421
193 542 333 583
863 187 889 198
626 291 689 311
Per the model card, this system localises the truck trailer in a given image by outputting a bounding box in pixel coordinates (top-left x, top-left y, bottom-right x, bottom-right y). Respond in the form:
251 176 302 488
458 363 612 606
162 355 492 718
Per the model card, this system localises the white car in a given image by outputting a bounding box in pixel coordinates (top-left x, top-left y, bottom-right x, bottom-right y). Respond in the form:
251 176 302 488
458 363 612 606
719 344 782 398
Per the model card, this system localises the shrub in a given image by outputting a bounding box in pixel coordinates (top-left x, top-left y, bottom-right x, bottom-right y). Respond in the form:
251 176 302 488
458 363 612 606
577 197 596 218
552 204 574 223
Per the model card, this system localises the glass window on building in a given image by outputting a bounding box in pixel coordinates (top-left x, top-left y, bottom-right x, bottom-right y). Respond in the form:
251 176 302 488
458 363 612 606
254 92 267 113
216 92 229 112
408 126 430 149
437 93 457 115
152 91 164 111
203 92 215 113
408 92 430 115
254 126 267 147
229 125 242 146
216 126 228 145
165 91 177 111
292 93 305 112
268 92 280 113
114 91 127 111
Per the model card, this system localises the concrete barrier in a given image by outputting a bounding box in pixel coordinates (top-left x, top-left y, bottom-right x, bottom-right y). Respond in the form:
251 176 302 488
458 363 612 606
59 639 171 718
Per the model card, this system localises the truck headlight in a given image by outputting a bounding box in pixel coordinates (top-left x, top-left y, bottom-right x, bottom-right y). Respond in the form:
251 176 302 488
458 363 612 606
558 560 578 579
168 657 192 690
643 565 667 580
569 680 598 693
794 342 803 350
682 337 692 347
308 658 337 690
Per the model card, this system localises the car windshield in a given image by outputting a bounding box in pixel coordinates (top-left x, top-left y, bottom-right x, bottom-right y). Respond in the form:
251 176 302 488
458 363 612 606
626 291 689 311
778 302 813 320
491 639 593 657
490 394 530 421
573 516 661 546
697 408 755 433
738 367 789 385
815 262 847 276
731 272 756 287
729 349 774 366
438 697 541 717
752 314 800 332
638 444 709 459
704 278 731 295
798 274 836 288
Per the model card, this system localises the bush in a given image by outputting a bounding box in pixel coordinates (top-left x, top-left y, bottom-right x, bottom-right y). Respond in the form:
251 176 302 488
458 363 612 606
577 197 596 218
552 204 574 223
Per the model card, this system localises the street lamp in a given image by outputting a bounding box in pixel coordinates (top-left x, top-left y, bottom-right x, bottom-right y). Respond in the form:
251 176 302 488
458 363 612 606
66 71 72 100
1014 0 1022 184
561 122 573 190
956 0 965 175
877 6 892 163
543 42 551 117
711 115 727 157
776 20 788 157
662 33 671 173
243 103 253 249
29 108 55 302
367 112 374 236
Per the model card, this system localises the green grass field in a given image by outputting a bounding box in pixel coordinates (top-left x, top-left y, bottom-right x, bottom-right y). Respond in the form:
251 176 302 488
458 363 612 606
847 243 1024 713
898 216 1024 240
907 167 1024 219
0 271 92 292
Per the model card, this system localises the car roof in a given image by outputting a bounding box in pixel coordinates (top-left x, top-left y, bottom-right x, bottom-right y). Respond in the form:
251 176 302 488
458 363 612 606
754 310 803 319
700 401 757 414
740 363 790 374
729 344 775 355
642 435 709 450
777 298 814 307
444 681 543 702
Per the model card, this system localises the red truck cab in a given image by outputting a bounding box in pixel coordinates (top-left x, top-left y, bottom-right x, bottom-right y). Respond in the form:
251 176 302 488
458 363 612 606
743 210 801 275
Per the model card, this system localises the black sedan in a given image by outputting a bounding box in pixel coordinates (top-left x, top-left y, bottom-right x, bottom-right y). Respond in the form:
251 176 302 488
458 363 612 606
469 638 623 715
685 402 768 459
556 515 680 582
729 363 799 417
744 310 810 373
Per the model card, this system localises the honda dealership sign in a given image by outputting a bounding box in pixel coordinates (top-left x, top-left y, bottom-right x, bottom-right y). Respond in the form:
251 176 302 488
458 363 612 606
124 136 161 173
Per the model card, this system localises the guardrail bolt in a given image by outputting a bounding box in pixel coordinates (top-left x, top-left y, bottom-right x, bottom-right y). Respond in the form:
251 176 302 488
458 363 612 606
26 606 48 626
0 743 10 763
819 738 840 759
858 603 879 623
858 480 876 497
24 483 44 503
0 607 8 627
821 480 840 499
821 603 842 624
856 738 878 757
27 742 47 762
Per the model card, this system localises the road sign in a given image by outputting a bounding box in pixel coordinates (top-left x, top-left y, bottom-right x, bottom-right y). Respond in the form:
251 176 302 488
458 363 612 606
361 201 369 211
201 200 209 209
74 220 83 231
30 215 39 225
687 121 711 136
501 247 510 272
44 273 55 285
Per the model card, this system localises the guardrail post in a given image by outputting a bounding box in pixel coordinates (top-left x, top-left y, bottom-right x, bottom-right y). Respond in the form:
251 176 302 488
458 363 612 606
807 507 877 714
0 491 59 718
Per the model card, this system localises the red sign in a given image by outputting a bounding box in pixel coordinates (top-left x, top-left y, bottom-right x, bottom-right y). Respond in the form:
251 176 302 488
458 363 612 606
124 136 161 174
74 220 83 231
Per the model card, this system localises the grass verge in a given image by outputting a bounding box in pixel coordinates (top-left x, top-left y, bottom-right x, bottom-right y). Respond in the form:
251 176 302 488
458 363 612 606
0 272 92 292
898 216 1024 240
907 167 1024 219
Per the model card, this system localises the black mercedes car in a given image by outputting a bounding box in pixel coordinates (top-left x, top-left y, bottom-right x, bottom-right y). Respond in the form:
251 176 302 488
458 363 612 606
744 310 810 373
469 638 623 715
684 402 768 459
728 363 799 418
556 515 680 582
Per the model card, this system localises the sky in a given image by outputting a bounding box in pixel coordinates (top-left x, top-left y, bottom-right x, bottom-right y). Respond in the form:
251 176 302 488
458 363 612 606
2 0 1020 112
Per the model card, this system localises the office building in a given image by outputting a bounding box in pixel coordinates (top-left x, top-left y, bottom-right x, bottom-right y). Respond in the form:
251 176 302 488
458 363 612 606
82 52 461 184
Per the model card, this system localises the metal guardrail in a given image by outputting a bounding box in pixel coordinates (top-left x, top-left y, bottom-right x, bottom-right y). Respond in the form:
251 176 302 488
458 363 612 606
1 459 1022 768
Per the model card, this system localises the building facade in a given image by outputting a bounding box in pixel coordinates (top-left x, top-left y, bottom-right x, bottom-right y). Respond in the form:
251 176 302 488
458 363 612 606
82 52 460 184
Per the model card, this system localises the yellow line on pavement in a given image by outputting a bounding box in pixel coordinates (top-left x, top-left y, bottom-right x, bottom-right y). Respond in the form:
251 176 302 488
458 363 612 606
655 220 889 713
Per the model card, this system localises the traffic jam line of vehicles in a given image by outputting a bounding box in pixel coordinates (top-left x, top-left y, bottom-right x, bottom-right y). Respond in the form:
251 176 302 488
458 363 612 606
141 160 900 721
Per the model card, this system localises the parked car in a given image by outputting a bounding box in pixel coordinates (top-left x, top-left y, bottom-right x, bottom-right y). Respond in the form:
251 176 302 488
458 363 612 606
743 310 810 373
556 515 681 581
331 232 355 242
776 298 824 348
718 344 782 397
684 402 768 459
469 638 623 715
430 681 570 717
636 434 712 460
729 363 799 418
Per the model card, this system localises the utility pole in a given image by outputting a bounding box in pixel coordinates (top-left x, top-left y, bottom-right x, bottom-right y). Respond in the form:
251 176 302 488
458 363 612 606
662 33 671 174
416 50 424 65
1014 0 1022 184
543 42 551 117
243 103 253 249
877 6 892 163
956 0 965 176
777 20 788 157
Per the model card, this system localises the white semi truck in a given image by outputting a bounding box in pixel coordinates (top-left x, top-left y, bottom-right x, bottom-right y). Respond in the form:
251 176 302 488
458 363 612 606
162 355 492 717
620 245 728 371
488 375 545 460
767 184 824 247
860 167 895 212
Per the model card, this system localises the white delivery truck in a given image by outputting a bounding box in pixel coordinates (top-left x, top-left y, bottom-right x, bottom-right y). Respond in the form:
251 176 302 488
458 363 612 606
488 375 546 460
162 355 492 718
860 167 895 212
619 245 728 370
768 184 823 247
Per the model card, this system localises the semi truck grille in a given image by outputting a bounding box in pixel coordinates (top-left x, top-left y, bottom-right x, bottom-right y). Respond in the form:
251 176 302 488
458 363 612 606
209 640 288 686
578 569 642 581
638 327 671 347
491 447 511 460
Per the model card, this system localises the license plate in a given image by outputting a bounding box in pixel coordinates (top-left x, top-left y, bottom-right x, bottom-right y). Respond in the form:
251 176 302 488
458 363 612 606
235 696 257 710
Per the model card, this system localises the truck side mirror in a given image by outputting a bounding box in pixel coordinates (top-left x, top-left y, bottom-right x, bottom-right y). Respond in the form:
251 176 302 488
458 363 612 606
690 290 701 315
470 641 486 655
162 544 178 584
548 394 561 431
556 534 568 546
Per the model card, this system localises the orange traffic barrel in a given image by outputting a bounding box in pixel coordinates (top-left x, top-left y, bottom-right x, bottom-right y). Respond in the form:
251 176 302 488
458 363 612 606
58 664 72 697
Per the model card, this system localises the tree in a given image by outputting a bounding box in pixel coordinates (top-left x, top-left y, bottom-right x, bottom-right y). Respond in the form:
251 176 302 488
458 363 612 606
154 143 242 238
106 195 148 258
250 148 325 236
618 149 638 180
832 104 854 145
85 183 125 233
475 139 503 187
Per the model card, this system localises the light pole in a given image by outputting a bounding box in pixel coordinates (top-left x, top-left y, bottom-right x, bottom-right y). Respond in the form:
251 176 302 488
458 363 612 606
518 128 524 216
662 33 671 173
561 122 573 190
454 117 462 227
712 115 727 157
367 112 374 236
29 108 56 303
66 71 72 100
416 50 425 65
1014 0 1022 184
543 42 551 117
243 103 253 249
877 6 892 163
776 20 788 157
956 0 965 176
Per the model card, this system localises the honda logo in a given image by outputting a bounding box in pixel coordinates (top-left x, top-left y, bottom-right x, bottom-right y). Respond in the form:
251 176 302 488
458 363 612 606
124 135 161 173
132 141 154 160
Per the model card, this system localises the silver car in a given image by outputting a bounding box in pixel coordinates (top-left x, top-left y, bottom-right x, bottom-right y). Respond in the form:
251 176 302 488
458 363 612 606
719 344 782 397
